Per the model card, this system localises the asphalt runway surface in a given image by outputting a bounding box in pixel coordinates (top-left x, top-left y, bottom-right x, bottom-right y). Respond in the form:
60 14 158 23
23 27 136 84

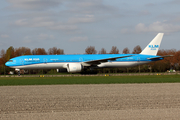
0 83 180 120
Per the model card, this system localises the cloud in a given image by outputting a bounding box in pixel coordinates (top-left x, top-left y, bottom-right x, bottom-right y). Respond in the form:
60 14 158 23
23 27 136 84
122 21 180 33
23 36 33 43
11 0 118 33
7 0 116 14
14 19 28 26
145 3 155 7
7 0 62 10
38 33 54 40
68 15 95 24
169 0 180 4
76 2 95 7
69 36 88 42
136 21 180 33
14 17 78 31
14 17 54 27
138 10 150 16
50 24 78 31
1 34 9 38
67 1 117 15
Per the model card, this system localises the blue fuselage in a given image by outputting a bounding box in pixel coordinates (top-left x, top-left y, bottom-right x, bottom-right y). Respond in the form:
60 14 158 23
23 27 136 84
5 54 163 70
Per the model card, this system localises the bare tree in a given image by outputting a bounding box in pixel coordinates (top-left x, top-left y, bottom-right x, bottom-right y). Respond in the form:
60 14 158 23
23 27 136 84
14 47 32 56
99 48 107 54
48 47 64 55
109 46 119 54
32 48 47 55
132 45 142 54
122 47 130 54
85 46 97 54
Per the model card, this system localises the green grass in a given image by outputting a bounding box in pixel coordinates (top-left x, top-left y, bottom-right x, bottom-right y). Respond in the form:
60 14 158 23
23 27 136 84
0 75 180 86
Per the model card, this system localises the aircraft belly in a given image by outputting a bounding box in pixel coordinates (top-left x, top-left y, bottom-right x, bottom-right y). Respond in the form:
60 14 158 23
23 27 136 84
42 63 65 69
98 61 150 68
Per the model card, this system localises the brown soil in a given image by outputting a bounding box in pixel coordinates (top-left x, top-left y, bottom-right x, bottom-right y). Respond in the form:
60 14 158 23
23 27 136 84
1 83 180 120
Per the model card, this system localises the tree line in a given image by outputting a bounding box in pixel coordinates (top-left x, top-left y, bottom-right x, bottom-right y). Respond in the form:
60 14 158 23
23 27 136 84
0 46 180 74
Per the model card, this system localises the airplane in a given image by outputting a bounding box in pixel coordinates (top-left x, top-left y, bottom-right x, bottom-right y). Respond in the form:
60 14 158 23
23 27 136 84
5 33 172 73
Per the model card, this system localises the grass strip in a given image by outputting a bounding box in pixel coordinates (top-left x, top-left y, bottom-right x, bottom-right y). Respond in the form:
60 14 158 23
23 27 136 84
0 75 180 86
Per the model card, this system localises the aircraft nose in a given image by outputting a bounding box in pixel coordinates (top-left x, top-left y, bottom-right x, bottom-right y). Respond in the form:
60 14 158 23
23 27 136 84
5 62 9 66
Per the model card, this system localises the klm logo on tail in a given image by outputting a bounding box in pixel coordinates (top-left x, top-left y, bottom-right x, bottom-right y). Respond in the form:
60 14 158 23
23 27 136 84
149 45 159 50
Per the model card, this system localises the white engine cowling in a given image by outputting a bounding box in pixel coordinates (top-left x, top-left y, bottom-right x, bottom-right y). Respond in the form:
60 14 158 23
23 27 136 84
67 63 83 73
57 69 67 73
15 68 20 71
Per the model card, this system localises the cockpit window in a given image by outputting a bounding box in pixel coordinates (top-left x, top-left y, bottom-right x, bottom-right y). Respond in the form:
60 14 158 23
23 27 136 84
9 60 13 62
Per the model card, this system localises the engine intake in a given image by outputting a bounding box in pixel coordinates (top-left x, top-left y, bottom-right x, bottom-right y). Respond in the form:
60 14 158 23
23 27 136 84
67 63 83 73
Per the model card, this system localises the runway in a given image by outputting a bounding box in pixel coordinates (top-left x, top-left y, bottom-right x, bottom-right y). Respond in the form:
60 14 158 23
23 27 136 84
1 83 180 120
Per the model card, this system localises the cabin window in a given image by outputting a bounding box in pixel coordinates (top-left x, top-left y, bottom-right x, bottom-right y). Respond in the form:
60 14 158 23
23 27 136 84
9 60 13 62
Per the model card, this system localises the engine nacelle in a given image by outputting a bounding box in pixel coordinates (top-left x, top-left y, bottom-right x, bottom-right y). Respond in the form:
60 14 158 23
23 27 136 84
15 68 20 71
67 63 83 73
57 68 67 73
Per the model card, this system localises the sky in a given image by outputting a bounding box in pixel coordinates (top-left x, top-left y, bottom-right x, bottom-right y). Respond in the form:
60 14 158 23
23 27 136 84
0 0 180 54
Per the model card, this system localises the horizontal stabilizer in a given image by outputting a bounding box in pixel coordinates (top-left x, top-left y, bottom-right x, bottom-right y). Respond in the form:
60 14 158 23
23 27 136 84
147 55 173 60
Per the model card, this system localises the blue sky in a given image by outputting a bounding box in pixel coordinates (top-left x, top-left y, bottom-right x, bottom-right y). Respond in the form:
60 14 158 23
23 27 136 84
0 0 180 54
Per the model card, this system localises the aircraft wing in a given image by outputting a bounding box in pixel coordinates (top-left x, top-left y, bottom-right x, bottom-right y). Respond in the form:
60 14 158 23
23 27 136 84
147 55 173 60
82 55 133 65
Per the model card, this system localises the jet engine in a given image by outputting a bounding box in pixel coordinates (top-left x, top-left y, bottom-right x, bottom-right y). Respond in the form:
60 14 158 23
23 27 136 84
56 68 67 73
67 63 83 73
15 68 20 71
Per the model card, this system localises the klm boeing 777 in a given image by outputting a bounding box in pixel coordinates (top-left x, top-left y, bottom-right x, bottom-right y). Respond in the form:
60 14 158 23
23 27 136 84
5 33 172 73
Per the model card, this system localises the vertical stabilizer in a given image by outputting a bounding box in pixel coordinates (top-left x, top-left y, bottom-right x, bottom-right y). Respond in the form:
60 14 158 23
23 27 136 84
140 33 164 55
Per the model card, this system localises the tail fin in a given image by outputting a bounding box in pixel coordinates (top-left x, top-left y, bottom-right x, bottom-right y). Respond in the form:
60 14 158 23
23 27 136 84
140 33 164 55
